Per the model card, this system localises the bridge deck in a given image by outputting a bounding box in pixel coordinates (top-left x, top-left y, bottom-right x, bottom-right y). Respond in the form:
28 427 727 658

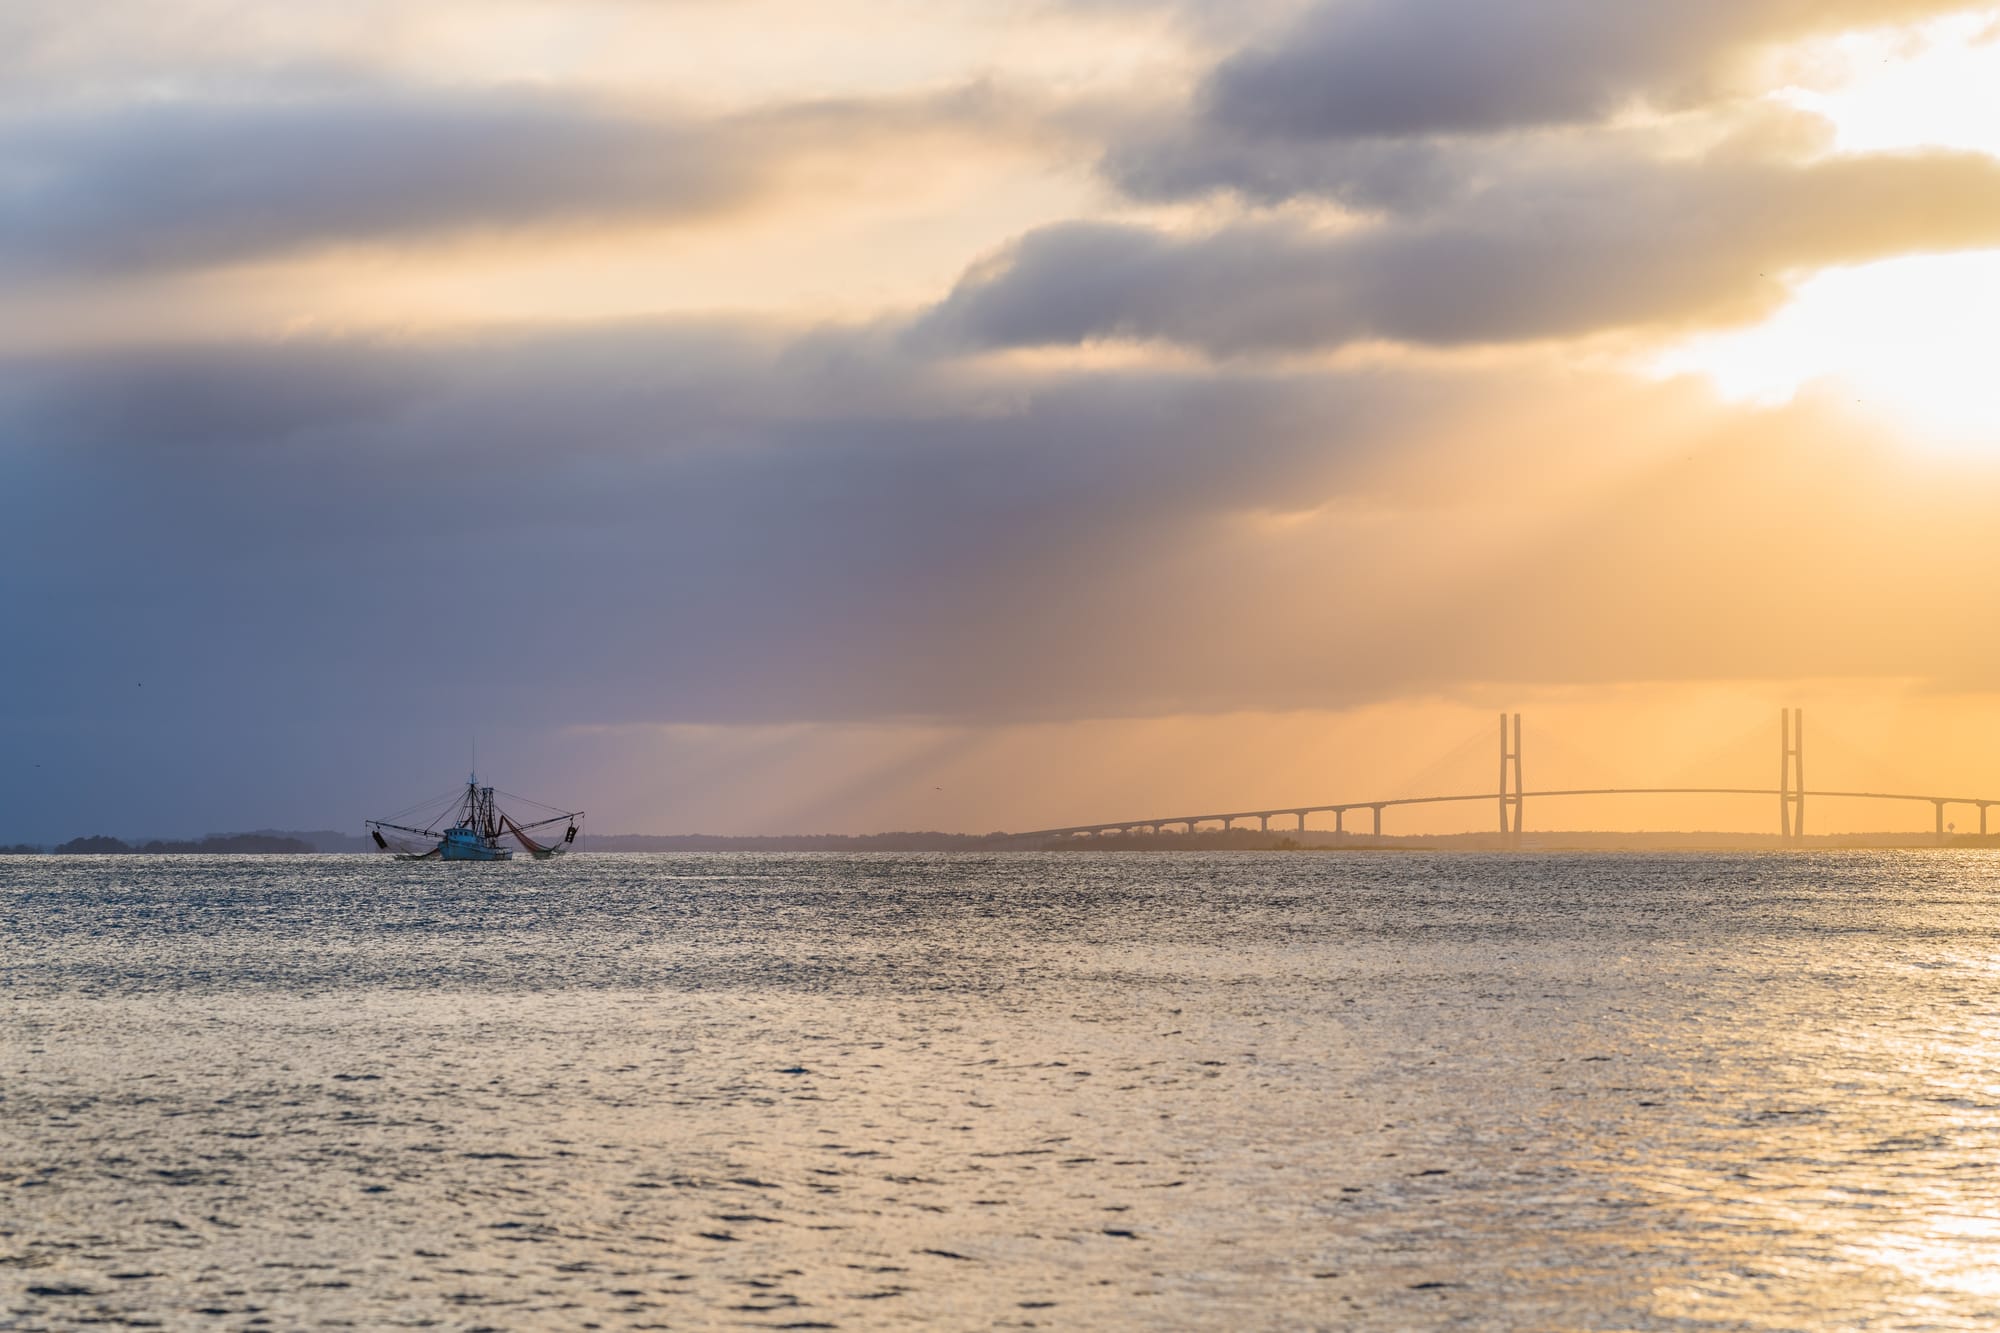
1014 787 1999 840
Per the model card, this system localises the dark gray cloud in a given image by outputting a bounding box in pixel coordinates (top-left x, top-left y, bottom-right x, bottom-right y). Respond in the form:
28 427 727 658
0 90 743 272
1106 122 1478 212
1068 5 2000 358
1102 103 1843 212
0 323 1442 743
0 83 1029 273
1094 0 2000 226
1205 0 1985 142
920 148 2000 353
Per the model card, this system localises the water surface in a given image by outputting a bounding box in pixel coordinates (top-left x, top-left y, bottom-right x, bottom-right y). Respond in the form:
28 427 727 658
7 851 2000 1329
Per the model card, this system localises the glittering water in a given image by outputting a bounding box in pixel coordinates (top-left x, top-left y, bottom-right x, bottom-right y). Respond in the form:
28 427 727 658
8 852 2000 1329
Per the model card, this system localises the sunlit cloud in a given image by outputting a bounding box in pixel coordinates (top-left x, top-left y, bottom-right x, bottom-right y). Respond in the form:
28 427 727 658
1778 10 2000 156
1650 252 2000 447
1648 15 2000 447
922 149 2000 354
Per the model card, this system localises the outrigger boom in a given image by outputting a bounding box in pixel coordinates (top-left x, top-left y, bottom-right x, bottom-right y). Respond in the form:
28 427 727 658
367 774 583 861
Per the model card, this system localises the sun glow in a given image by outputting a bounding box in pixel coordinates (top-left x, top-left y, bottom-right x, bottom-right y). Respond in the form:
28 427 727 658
1780 14 2000 158
1653 252 2000 446
1656 18 2000 450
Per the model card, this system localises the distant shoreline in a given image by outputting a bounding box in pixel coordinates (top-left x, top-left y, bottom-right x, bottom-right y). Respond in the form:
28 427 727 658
7 829 2000 854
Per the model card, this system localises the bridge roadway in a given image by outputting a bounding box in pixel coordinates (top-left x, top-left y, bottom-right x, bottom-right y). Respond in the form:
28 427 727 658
1014 787 2000 841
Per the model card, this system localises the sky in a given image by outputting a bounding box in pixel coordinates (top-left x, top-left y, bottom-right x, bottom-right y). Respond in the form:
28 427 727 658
10 0 2000 841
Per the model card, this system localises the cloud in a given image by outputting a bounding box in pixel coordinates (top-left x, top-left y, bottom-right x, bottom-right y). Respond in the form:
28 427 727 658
920 148 2000 353
1204 0 1987 142
11 0 2000 843
0 82 1040 274
11 318 2000 840
1105 122 1484 213
1102 100 1843 211
8 319 1993 738
0 323 1454 734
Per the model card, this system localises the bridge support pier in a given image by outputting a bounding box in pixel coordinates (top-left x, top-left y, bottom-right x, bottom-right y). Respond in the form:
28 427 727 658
1371 805 1383 838
1258 815 1270 832
1500 712 1524 850
1185 820 1199 835
1781 708 1805 844
1984 805 1990 838
1297 811 1308 832
1936 800 1948 846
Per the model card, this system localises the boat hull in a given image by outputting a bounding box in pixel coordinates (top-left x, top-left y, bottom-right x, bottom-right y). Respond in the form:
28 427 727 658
440 828 513 861
439 841 512 861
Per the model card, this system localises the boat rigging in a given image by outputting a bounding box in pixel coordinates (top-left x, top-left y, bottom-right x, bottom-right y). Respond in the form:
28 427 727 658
367 775 583 861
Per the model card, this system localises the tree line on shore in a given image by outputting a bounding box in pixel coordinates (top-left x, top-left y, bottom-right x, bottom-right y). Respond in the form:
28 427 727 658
6 833 317 855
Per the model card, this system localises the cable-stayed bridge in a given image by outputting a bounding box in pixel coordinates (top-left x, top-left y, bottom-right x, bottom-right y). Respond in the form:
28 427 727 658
1012 711 2000 846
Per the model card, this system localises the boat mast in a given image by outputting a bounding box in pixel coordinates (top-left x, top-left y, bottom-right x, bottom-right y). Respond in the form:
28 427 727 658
455 772 499 841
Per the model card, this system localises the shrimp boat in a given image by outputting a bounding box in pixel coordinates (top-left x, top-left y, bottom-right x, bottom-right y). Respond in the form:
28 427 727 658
367 774 583 861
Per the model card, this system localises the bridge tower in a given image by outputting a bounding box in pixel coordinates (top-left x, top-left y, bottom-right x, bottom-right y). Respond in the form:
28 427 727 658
1780 708 1805 843
1500 713 1524 849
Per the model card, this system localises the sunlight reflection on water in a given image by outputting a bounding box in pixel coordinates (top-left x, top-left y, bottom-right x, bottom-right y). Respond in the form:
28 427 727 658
7 851 2000 1329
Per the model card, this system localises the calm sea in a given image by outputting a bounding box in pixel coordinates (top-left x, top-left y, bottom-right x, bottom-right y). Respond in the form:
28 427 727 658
7 851 2000 1330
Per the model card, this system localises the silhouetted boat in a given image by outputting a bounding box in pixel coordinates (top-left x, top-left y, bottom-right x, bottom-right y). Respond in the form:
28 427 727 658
367 775 582 861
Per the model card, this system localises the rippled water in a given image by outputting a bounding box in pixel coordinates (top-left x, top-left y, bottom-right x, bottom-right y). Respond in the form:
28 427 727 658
8 851 2000 1329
